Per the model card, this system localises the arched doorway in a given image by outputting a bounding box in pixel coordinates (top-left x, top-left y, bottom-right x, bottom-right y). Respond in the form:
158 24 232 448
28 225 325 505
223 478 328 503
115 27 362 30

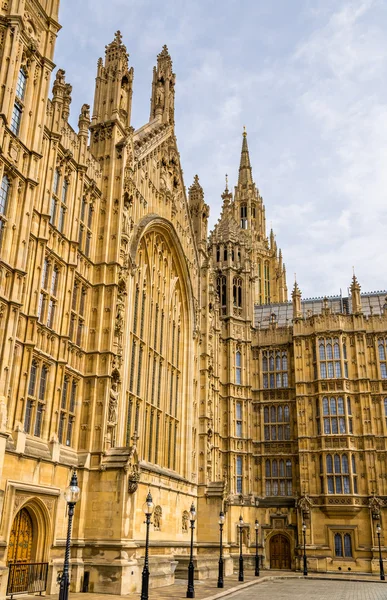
270 534 291 569
7 508 33 564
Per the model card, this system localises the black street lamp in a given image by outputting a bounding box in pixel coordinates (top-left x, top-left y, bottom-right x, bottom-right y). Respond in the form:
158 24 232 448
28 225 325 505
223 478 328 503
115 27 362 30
238 515 244 582
376 523 385 581
141 492 154 600
186 503 196 598
59 470 81 600
302 522 308 576
254 520 260 577
217 511 225 588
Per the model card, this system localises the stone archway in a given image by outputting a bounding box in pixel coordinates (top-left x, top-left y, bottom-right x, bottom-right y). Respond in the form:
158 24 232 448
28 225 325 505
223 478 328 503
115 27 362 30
8 497 52 566
270 533 291 569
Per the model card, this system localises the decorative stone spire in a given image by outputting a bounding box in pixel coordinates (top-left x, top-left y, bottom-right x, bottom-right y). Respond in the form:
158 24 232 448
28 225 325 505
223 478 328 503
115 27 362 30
188 175 209 247
150 45 176 125
350 273 362 314
91 31 133 130
221 173 232 208
292 279 302 320
238 127 253 187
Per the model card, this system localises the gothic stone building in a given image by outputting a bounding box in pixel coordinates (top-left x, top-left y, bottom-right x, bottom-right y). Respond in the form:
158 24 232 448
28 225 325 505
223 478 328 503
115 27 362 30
0 0 386 595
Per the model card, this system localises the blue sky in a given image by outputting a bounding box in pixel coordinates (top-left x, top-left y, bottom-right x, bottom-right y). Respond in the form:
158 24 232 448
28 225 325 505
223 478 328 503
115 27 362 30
55 0 387 298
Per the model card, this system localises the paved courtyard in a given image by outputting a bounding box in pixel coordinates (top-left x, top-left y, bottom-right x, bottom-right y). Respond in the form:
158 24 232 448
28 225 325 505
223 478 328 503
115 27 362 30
227 578 387 600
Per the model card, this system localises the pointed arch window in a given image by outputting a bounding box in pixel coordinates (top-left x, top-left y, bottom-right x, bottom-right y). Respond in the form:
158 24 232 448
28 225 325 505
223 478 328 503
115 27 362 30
0 175 10 246
0 175 10 215
11 68 27 136
58 179 69 233
233 277 243 308
16 68 27 101
240 204 247 229
236 455 243 493
236 350 242 385
325 453 356 494
236 401 242 437
264 262 270 303
379 338 387 378
317 396 352 435
58 374 77 446
70 277 87 347
318 337 348 379
264 404 291 441
334 532 352 557
217 275 227 315
262 349 288 388
265 458 292 496
127 232 185 472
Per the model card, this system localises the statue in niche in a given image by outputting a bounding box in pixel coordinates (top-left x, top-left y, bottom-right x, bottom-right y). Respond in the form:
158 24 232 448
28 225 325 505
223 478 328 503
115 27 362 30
153 506 162 531
108 383 119 425
182 511 189 532
120 78 129 114
122 198 131 235
156 80 165 108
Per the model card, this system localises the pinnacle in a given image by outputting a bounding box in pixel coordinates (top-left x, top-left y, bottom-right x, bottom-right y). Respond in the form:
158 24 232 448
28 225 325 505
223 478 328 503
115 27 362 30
351 272 360 290
158 44 171 59
189 174 202 194
238 127 253 187
292 282 301 296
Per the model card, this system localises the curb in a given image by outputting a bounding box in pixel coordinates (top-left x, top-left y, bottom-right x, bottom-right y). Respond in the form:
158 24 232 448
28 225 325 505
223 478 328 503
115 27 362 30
201 573 387 600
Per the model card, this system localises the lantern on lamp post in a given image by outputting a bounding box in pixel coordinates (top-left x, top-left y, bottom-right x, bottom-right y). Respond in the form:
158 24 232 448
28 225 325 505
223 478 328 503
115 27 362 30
58 470 81 600
254 519 260 576
217 511 225 588
186 503 196 598
238 515 244 582
140 492 154 600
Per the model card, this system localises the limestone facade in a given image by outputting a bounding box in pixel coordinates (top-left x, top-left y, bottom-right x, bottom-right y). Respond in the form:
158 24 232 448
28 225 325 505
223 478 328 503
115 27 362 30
0 0 386 596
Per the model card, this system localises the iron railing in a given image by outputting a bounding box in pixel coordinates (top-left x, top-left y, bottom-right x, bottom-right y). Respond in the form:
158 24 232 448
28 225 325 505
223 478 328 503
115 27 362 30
7 562 48 598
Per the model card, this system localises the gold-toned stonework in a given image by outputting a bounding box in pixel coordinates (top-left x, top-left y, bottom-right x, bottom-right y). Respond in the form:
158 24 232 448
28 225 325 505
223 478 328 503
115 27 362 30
0 0 386 596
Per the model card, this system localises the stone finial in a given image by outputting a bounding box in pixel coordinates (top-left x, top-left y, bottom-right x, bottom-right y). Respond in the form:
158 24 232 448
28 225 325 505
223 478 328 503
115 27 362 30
350 273 362 314
292 280 302 320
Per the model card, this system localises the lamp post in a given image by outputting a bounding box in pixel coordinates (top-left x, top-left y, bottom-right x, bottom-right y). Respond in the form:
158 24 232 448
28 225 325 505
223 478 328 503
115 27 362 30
186 503 196 598
376 523 385 581
59 470 80 600
302 522 308 576
141 492 154 600
238 515 244 582
254 519 260 577
217 511 225 588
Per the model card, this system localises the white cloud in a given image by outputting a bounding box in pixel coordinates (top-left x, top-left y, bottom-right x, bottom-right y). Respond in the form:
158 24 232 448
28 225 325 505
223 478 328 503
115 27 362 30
55 0 387 297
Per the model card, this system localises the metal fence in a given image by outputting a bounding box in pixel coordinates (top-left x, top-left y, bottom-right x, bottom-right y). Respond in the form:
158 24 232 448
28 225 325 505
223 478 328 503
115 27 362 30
7 562 49 598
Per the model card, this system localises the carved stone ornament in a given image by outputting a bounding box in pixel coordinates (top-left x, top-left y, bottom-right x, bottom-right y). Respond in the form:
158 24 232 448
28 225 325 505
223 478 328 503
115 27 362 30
369 494 383 520
127 464 140 494
297 493 313 516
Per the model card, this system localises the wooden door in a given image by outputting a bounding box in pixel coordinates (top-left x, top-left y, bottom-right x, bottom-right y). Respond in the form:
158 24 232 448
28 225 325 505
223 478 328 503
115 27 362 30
270 534 291 569
7 508 33 564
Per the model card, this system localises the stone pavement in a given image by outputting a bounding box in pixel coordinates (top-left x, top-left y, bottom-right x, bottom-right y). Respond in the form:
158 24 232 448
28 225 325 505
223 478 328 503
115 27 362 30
23 570 386 600
225 578 387 600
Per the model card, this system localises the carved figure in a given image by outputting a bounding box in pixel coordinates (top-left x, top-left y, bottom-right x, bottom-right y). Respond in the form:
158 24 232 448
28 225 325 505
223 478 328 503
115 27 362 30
122 201 130 235
108 383 119 425
120 79 128 112
154 505 162 530
156 80 164 108
80 103 90 120
182 510 189 532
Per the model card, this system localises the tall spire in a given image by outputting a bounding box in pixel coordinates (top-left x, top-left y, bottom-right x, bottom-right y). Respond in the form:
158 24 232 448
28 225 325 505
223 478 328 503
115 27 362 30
238 126 253 187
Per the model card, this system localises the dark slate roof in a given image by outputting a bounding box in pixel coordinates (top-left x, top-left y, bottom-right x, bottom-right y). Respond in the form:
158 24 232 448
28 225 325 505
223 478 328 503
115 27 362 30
254 291 387 329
